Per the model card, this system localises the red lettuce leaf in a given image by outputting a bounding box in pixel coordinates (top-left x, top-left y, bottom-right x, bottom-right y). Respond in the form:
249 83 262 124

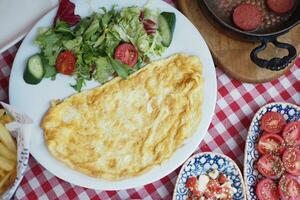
54 0 81 26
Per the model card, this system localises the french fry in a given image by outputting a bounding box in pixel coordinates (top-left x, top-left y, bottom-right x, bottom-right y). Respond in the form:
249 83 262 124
0 109 13 125
0 109 5 118
0 123 16 153
0 155 15 171
0 172 11 188
0 114 13 125
7 169 16 186
0 142 16 161
0 169 5 177
0 110 17 195
0 172 11 194
0 111 16 196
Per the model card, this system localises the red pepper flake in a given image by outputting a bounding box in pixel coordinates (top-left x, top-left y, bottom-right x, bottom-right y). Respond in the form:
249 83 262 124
54 0 81 26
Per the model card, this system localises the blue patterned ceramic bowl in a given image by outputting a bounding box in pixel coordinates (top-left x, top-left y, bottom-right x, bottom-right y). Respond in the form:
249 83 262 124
244 102 300 200
173 152 246 200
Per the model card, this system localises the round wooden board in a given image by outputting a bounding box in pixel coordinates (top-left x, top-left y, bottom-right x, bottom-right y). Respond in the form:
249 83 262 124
178 0 300 83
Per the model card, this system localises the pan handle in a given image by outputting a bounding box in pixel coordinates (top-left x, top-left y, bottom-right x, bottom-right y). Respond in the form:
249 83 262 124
250 37 297 71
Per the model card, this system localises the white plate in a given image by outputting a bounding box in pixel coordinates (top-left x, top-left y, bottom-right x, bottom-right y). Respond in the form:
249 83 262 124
9 0 217 190
0 0 58 54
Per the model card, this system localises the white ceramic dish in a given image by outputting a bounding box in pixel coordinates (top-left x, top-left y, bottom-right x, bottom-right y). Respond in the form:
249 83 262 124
173 152 246 200
9 0 217 190
0 0 58 53
244 102 300 200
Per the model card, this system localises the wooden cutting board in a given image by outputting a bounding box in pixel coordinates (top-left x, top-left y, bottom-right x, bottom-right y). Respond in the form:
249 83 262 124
177 0 300 83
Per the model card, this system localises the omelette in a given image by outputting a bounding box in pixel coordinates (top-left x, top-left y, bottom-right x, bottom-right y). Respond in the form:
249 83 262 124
41 54 204 180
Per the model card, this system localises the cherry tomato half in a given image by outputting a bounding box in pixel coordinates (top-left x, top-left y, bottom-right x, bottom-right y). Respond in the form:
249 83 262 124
256 178 280 200
282 147 300 176
282 121 300 147
261 112 286 134
257 133 285 155
55 51 76 75
256 154 284 179
114 43 138 67
278 174 300 200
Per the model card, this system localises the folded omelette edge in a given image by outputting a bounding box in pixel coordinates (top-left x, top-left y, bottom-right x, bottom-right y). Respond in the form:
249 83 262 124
41 53 204 180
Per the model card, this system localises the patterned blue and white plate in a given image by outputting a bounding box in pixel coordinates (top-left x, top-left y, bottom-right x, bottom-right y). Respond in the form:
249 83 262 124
173 152 246 200
244 102 300 200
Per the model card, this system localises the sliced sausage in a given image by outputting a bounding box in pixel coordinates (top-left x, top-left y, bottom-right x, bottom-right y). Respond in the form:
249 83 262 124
233 3 262 31
267 0 295 14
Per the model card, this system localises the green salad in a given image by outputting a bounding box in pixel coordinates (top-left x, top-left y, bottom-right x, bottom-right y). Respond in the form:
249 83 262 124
23 1 176 92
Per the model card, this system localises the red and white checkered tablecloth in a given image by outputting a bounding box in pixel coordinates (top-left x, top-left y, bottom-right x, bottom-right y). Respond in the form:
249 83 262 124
1 0 300 199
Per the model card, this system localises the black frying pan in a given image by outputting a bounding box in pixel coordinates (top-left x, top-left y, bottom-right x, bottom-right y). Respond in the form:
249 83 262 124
198 0 300 71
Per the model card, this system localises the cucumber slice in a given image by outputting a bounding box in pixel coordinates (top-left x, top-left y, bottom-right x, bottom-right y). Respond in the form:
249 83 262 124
23 54 44 85
158 12 176 47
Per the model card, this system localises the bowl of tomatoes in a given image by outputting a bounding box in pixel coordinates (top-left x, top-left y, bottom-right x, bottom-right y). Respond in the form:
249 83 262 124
173 152 245 200
244 102 300 200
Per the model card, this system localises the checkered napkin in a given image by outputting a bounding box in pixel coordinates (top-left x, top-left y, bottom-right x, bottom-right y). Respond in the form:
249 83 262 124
1 0 300 198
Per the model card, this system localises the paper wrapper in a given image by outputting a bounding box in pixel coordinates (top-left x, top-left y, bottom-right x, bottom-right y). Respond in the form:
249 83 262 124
0 102 33 200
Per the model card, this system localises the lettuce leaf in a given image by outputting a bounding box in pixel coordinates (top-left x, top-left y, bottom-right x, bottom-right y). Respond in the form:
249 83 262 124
94 57 115 83
110 58 130 79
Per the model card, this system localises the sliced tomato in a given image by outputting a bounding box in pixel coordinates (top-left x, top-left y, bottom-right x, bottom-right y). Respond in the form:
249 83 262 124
278 175 300 200
256 154 284 179
114 43 138 67
55 51 76 75
257 133 285 155
186 176 198 191
282 147 300 176
256 178 280 200
261 112 286 134
282 121 300 147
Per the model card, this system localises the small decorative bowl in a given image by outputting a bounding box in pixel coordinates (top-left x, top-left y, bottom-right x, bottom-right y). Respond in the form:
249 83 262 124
173 152 246 200
244 102 300 200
